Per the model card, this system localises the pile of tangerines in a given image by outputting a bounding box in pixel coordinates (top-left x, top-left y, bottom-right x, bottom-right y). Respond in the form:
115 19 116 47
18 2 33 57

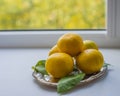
45 32 104 79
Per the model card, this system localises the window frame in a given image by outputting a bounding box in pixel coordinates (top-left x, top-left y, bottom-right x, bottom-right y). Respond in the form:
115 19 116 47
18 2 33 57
0 0 120 48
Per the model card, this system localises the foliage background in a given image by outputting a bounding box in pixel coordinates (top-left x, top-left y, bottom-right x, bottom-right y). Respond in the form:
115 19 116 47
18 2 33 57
0 0 105 30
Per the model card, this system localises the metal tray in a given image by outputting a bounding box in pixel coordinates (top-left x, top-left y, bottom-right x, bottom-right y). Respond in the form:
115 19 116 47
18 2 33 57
32 66 107 87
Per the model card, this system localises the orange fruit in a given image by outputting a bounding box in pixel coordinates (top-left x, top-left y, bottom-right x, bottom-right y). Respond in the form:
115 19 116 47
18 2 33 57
45 53 74 78
48 44 60 56
57 33 84 57
83 40 98 50
76 49 104 74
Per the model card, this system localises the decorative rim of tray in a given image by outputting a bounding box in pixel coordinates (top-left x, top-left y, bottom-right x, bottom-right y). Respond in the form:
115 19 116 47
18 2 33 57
32 66 107 87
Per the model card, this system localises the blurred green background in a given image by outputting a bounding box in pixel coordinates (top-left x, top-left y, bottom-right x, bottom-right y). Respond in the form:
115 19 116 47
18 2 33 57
0 0 106 30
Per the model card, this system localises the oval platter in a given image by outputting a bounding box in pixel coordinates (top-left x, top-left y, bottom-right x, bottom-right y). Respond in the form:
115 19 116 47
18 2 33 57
32 66 107 87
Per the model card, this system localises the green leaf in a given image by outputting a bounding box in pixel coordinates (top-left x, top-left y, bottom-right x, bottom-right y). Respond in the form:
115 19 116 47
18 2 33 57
33 60 48 75
103 62 111 67
57 73 85 94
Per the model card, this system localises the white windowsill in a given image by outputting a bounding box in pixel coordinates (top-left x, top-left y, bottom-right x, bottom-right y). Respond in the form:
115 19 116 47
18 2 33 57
0 48 120 96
